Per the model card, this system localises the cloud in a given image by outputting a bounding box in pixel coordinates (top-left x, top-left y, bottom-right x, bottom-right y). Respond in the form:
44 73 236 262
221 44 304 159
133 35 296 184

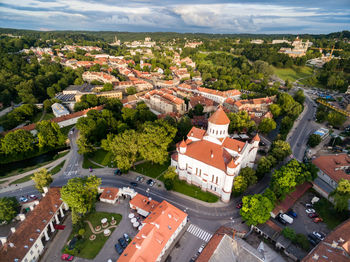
0 0 349 33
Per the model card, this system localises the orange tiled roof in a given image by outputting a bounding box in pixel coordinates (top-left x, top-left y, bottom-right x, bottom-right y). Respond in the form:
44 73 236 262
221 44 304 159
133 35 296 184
312 154 350 183
208 106 230 125
222 137 246 153
100 187 119 201
0 188 62 261
129 193 160 214
187 127 206 140
119 201 187 262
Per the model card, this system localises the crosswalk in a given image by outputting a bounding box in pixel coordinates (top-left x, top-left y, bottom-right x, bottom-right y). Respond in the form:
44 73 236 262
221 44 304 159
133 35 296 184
187 224 212 242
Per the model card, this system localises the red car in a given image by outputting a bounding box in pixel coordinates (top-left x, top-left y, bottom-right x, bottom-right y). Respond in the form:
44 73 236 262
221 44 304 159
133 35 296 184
61 254 74 261
308 213 319 218
313 217 323 223
236 202 243 209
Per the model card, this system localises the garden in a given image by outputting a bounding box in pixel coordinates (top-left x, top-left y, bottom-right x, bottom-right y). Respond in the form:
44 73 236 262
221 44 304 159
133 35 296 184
62 212 122 259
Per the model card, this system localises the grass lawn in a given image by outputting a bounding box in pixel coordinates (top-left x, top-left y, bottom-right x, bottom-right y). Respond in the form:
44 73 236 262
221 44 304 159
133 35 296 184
82 156 102 169
169 178 219 203
63 212 122 259
314 198 349 229
273 66 314 83
51 160 66 175
134 160 170 179
89 149 114 167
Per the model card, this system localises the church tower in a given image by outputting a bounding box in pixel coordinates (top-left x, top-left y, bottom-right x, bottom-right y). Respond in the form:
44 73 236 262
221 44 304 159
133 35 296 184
206 106 230 139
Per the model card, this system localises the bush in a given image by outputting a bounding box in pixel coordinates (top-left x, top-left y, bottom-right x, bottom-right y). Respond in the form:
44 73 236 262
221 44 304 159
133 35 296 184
295 233 310 251
307 134 322 147
164 178 174 190
282 227 296 242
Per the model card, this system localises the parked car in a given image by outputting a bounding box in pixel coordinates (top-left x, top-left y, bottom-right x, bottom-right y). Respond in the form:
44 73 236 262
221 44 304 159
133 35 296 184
115 243 124 254
198 243 205 254
306 209 316 214
287 210 297 218
236 202 243 209
312 231 325 241
308 234 320 246
130 182 138 187
19 196 28 202
114 169 122 176
146 179 154 186
276 215 287 225
29 194 38 200
305 203 313 208
308 213 319 218
313 217 323 223
118 237 127 248
136 176 144 182
280 214 293 224
61 254 74 261
123 233 130 242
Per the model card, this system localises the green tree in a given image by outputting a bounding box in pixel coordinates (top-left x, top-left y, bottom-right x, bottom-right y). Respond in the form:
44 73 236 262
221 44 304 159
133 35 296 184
0 197 19 223
327 111 346 127
240 167 257 186
101 130 139 172
126 86 137 95
228 111 256 133
138 120 177 164
257 155 277 178
263 188 277 204
1 129 35 155
329 179 350 211
269 104 281 118
271 140 292 161
61 176 101 224
163 166 177 180
295 234 310 251
240 194 274 226
164 179 174 190
77 135 95 155
252 60 273 78
36 120 66 149
32 168 53 193
100 83 113 92
294 89 305 104
232 175 248 196
307 134 322 148
282 227 296 241
258 118 276 134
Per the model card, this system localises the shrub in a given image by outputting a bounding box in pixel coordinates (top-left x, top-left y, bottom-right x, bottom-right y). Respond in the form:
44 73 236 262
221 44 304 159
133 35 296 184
164 178 174 190
295 233 310 251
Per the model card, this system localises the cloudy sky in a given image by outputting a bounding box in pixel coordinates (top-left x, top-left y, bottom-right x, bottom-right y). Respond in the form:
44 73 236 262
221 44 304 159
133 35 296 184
0 0 349 34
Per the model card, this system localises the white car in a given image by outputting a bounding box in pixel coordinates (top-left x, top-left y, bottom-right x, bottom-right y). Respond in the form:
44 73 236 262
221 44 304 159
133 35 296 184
312 231 325 240
306 209 316 214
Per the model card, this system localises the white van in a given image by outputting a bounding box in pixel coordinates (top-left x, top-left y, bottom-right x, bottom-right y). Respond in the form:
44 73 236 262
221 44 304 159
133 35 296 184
280 213 294 224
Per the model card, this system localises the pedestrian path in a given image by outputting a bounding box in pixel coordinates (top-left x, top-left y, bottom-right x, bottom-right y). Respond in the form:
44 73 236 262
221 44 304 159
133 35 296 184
187 224 212 242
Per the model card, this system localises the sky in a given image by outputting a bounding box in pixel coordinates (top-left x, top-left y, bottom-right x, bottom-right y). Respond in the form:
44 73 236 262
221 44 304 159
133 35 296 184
0 0 349 34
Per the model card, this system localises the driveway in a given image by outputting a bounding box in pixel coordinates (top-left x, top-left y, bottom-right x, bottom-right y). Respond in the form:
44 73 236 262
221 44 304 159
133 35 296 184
41 200 135 262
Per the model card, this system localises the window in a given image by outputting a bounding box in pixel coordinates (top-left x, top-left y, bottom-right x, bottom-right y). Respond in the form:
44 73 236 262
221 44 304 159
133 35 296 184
216 130 218 135
216 177 218 184
212 176 214 182
30 251 33 255
35 244 38 248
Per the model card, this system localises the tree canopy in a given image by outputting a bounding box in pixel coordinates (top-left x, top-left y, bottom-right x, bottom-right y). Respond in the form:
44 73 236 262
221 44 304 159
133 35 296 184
32 168 53 193
240 194 274 226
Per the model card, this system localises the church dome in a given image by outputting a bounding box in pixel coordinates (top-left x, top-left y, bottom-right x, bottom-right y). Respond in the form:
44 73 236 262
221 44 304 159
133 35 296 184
208 106 230 125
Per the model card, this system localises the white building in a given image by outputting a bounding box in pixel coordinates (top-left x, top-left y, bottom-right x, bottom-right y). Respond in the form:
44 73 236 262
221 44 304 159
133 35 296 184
51 103 70 117
171 106 260 202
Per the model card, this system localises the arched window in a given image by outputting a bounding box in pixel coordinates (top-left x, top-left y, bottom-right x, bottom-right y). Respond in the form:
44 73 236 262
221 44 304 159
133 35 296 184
216 176 218 184
216 130 218 135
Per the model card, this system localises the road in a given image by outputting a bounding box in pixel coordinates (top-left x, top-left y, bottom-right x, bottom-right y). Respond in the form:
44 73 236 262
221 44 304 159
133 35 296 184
288 89 320 161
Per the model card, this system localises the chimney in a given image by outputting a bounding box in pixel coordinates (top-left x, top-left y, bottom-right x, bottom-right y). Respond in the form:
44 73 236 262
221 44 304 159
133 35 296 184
43 187 49 193
18 214 25 221
10 227 16 233
211 150 214 158
30 205 34 211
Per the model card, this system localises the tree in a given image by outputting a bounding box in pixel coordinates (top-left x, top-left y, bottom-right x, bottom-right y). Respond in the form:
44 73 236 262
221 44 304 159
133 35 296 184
240 167 257 186
271 140 292 161
307 134 322 148
327 111 346 127
32 168 53 193
138 120 177 164
258 118 276 134
252 60 273 78
163 166 177 180
240 194 274 226
263 188 277 204
232 175 248 196
1 129 35 156
330 179 350 211
77 135 95 155
257 155 276 178
100 83 113 92
101 130 139 172
294 89 305 104
61 176 101 224
282 227 296 242
227 111 256 133
0 197 19 223
164 179 174 190
269 104 281 118
36 120 66 149
126 86 137 95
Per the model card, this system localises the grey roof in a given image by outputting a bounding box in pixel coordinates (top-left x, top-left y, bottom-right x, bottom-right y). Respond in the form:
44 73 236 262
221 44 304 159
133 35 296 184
314 177 334 194
55 93 76 102
256 223 280 241
276 235 292 248
257 242 286 262
285 244 307 260
64 83 94 92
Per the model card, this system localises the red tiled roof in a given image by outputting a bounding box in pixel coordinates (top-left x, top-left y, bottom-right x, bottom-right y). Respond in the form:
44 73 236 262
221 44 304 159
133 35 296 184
0 188 62 261
252 134 260 142
187 127 206 140
312 154 350 183
222 137 245 153
208 106 230 125
129 193 160 214
100 187 119 201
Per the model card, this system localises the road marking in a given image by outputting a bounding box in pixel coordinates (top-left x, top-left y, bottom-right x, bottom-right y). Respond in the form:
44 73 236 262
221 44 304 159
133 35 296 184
187 224 212 242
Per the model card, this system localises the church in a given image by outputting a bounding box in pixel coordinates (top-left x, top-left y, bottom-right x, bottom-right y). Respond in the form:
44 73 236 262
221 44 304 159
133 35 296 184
171 106 260 202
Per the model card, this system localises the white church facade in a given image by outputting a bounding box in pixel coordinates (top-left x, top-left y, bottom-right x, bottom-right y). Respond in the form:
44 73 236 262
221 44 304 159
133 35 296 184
171 106 260 202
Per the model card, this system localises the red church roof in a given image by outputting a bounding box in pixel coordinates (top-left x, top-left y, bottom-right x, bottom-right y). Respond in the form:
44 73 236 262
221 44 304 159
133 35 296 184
208 106 230 125
252 133 260 142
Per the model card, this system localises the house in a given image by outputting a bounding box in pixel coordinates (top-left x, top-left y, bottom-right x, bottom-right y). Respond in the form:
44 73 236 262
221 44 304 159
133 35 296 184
189 95 218 113
141 89 187 115
171 106 259 202
302 218 350 262
99 187 120 204
0 187 69 262
250 39 264 44
82 71 118 84
51 103 70 117
312 154 350 199
129 193 160 217
119 200 188 262
184 41 203 48
197 226 285 262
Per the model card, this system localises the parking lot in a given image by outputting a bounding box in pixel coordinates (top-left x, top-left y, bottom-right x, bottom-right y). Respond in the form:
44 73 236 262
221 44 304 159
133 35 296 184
274 191 330 241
